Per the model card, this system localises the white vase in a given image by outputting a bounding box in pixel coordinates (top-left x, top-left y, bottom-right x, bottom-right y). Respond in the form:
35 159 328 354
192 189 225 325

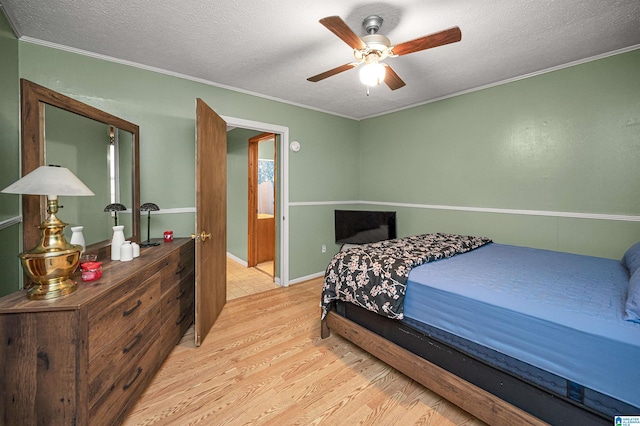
111 225 125 260
131 242 140 258
120 241 133 262
70 226 86 253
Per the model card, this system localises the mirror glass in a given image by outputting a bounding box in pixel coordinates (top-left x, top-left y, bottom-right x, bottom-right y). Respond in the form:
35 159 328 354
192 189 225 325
45 105 135 246
21 79 140 255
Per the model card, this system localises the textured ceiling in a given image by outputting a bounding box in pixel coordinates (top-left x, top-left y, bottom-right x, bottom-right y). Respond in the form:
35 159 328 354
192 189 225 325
2 0 639 120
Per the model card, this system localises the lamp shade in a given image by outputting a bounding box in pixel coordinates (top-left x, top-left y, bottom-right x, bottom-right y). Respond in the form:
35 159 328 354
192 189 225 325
1 165 94 198
359 62 386 87
104 203 127 212
140 202 160 212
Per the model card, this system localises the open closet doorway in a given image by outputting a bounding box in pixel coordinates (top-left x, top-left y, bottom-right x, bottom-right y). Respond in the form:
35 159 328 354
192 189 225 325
248 132 276 278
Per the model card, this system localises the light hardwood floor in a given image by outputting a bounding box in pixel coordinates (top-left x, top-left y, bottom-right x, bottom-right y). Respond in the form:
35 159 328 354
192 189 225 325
124 278 485 425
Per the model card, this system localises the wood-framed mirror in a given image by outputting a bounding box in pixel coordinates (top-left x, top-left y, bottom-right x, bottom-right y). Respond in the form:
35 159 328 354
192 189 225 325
20 79 140 256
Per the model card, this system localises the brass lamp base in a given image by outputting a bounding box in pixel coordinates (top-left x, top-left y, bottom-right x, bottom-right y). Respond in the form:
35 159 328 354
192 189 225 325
19 198 82 300
25 277 78 300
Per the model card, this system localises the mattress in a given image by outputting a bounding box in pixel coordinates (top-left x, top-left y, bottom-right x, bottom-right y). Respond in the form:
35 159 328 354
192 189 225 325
403 243 640 410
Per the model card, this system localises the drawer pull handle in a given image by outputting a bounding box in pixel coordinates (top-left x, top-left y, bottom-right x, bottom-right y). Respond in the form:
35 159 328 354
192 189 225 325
176 312 187 325
123 333 143 354
175 288 186 299
123 367 143 391
175 263 185 275
122 300 142 317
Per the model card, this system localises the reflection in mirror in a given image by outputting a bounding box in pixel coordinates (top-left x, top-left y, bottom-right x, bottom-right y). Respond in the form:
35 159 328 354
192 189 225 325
115 127 134 230
45 106 135 246
21 79 140 256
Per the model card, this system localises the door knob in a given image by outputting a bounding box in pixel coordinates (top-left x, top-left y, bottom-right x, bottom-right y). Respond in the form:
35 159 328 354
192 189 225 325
190 231 212 242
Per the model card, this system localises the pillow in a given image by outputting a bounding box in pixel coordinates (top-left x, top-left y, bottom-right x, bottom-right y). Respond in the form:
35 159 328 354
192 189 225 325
621 241 640 276
624 270 640 323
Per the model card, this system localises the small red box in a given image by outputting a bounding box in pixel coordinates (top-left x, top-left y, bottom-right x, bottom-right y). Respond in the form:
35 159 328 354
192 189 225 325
164 230 173 242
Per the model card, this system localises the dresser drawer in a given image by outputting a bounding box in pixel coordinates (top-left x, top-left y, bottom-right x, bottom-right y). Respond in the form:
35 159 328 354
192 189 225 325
88 332 163 425
88 271 161 358
160 243 195 294
88 301 161 405
160 272 195 349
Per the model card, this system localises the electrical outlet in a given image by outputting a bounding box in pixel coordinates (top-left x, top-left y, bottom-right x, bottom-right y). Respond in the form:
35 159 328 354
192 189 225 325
322 244 327 253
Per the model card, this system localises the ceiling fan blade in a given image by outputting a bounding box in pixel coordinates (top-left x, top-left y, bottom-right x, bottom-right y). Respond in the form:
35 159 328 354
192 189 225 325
383 65 406 90
392 27 462 56
307 63 358 82
319 16 367 50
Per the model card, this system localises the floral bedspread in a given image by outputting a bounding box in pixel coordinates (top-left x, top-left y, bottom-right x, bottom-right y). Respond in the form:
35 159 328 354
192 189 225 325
321 233 492 320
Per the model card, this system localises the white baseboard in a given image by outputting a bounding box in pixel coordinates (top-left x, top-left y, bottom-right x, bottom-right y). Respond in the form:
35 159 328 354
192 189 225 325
226 252 247 267
288 271 325 285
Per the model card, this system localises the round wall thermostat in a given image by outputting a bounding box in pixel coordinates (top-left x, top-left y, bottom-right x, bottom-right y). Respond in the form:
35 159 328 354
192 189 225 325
290 141 301 152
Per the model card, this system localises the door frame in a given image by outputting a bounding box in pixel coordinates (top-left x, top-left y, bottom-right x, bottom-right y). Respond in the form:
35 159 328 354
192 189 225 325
223 115 289 287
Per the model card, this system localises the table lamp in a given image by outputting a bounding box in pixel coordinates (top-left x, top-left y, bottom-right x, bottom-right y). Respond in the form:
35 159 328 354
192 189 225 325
140 202 160 247
2 165 95 300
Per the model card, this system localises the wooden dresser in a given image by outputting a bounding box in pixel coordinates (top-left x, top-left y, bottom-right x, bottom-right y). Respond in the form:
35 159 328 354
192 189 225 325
0 238 195 425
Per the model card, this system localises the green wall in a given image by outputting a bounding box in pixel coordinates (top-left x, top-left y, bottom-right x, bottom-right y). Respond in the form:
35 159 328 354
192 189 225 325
0 7 21 295
258 138 274 160
359 50 640 259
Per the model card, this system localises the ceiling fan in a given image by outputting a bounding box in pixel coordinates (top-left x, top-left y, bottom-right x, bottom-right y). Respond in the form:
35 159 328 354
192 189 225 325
307 15 462 90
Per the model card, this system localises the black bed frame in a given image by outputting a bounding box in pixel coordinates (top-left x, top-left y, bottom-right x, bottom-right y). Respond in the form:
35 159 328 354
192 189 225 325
322 301 624 426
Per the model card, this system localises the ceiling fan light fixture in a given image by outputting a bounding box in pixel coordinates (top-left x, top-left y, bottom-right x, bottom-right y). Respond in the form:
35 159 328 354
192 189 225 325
309 14 460 91
359 61 386 87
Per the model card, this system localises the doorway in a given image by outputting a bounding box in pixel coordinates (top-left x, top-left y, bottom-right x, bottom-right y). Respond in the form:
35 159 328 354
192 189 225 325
248 132 276 279
224 116 289 299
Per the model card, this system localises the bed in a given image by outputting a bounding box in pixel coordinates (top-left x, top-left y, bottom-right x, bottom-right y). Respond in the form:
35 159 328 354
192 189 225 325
320 233 640 425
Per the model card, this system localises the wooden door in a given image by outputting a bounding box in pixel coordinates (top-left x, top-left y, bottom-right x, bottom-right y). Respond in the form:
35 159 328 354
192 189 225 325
194 98 227 346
